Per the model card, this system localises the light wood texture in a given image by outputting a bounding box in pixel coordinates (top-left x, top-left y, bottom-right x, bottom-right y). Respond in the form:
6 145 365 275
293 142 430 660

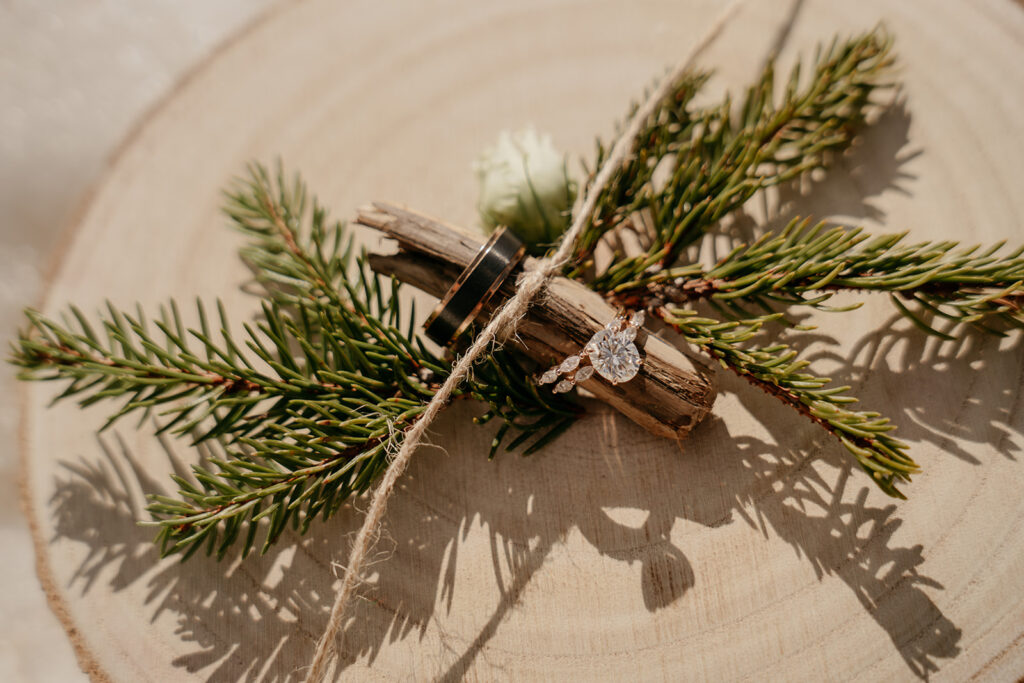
19 0 1024 681
358 202 717 439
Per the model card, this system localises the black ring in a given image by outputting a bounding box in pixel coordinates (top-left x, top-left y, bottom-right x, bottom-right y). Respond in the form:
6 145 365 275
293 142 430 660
423 227 526 346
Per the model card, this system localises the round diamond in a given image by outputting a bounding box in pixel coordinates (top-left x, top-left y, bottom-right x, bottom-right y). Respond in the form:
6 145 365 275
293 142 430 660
589 330 641 384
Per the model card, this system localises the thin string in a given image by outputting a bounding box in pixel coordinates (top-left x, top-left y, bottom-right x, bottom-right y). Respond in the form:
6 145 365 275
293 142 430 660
305 4 743 679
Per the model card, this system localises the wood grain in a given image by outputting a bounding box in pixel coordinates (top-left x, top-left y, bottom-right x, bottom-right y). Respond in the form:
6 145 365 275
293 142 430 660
19 0 1024 681
358 202 717 440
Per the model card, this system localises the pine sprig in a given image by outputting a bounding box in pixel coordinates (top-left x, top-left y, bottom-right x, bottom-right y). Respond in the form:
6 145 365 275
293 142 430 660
225 161 354 315
571 70 710 260
612 218 1024 336
566 27 1020 499
14 299 291 438
572 29 895 288
11 164 581 559
471 350 582 458
660 307 918 497
13 275 443 558
223 163 583 461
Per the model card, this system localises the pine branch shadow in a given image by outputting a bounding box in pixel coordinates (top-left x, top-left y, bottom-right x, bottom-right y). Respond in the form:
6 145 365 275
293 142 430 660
47 365 982 681
50 433 332 681
803 317 1024 465
710 367 968 680
755 0 807 77
773 96 920 227
707 301 1024 676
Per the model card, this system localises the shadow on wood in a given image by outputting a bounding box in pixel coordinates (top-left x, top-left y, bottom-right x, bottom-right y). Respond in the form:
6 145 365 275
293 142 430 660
47 358 986 681
40 76 998 681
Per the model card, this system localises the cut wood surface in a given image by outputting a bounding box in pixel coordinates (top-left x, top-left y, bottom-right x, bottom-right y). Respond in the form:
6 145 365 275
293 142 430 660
358 202 717 440
19 0 1024 681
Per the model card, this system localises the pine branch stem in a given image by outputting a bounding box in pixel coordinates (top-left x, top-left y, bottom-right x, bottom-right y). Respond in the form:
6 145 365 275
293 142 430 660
607 219 1024 333
30 344 263 394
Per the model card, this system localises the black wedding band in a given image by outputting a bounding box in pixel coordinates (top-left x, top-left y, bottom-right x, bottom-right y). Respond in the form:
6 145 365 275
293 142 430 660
423 227 526 346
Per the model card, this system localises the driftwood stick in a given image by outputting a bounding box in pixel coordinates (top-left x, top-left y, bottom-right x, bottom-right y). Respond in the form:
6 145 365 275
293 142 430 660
358 202 717 440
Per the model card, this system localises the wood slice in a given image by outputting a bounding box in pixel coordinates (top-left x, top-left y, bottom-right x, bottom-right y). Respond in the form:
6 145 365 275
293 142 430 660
19 0 1024 680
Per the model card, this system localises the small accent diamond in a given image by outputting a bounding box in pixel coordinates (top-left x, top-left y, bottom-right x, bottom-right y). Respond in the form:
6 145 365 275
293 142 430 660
558 355 580 373
539 368 559 385
629 310 646 327
553 378 574 393
575 365 595 382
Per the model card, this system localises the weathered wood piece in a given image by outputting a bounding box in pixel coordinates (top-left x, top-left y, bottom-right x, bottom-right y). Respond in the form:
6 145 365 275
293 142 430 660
357 202 717 440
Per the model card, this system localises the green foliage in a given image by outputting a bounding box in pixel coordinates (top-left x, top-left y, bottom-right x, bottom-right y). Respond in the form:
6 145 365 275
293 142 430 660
578 28 1021 498
14 270 443 558
11 164 578 559
661 309 917 498
225 162 353 315
571 29 895 288
613 217 1024 335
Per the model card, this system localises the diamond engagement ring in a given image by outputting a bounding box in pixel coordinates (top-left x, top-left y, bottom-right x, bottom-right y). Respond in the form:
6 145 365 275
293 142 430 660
537 310 645 393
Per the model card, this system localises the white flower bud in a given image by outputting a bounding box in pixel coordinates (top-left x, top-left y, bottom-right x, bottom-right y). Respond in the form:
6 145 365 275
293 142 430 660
475 127 577 251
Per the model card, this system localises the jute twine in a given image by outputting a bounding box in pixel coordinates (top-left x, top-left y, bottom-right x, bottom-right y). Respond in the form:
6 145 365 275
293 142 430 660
305 4 743 678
